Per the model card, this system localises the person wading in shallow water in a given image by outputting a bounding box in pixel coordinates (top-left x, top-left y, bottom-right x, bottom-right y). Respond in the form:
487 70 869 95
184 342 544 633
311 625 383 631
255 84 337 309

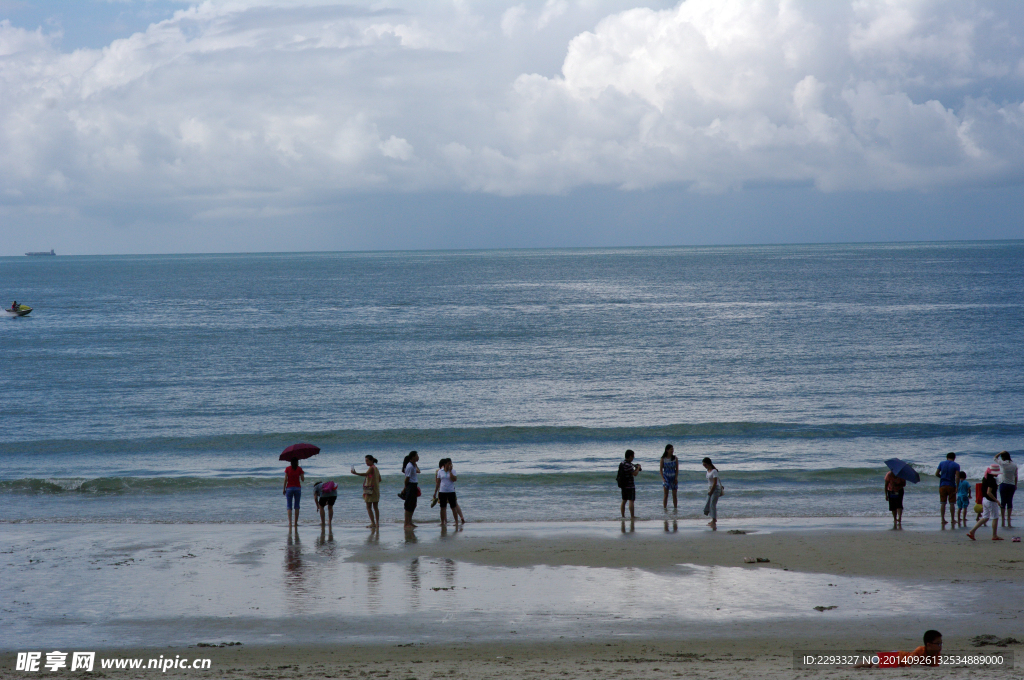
994 451 1017 528
967 468 1002 542
617 449 641 519
702 457 722 531
283 458 304 529
884 467 906 529
401 451 420 528
433 458 466 527
661 444 679 510
351 455 381 529
312 479 338 530
935 452 960 527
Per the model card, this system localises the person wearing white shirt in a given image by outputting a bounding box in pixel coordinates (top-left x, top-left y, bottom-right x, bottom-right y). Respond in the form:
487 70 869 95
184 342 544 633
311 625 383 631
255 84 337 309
401 451 420 528
433 458 466 526
702 457 723 531
995 451 1018 528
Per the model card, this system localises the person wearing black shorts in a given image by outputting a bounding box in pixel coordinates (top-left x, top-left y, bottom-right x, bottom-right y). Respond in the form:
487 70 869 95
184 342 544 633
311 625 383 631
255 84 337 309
313 481 338 530
618 450 641 519
401 451 420 528
434 458 466 526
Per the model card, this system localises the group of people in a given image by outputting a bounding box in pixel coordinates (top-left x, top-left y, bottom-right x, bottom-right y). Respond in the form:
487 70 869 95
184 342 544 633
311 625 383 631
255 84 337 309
281 451 464 530
617 445 724 530
283 446 1017 536
884 451 1017 539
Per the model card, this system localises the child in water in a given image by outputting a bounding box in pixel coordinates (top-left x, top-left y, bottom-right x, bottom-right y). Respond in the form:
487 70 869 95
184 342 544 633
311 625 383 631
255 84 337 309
955 471 971 527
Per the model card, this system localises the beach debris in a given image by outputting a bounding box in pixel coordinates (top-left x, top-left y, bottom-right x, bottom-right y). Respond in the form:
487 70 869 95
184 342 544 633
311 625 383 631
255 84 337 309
744 556 770 563
813 606 838 612
430 587 453 591
196 642 241 648
727 530 747 534
756 557 770 562
971 635 1020 647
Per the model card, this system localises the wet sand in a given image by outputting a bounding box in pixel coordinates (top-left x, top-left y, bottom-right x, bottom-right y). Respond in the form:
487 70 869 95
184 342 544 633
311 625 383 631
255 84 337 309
2 519 1023 678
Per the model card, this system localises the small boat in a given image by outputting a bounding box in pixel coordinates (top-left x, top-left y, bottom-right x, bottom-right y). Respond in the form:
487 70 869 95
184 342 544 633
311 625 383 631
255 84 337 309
26 249 56 256
4 304 32 317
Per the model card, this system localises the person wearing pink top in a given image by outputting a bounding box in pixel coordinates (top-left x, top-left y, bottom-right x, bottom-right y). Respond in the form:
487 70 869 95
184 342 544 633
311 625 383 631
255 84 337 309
283 458 304 529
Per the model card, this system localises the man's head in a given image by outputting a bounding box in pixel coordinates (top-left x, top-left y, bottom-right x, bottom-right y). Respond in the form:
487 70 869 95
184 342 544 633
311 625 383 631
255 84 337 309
923 630 943 653
946 452 956 460
624 449 635 461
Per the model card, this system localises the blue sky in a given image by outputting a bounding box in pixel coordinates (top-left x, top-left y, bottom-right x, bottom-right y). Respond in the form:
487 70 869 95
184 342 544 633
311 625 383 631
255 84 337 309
1 0 1023 255
0 0 181 50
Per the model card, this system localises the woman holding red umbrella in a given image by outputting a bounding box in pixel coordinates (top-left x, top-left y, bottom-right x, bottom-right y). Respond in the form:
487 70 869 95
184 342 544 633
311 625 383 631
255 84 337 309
280 443 320 529
283 458 305 528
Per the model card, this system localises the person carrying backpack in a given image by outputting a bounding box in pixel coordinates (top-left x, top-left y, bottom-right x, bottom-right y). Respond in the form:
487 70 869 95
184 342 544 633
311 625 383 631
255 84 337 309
617 450 641 519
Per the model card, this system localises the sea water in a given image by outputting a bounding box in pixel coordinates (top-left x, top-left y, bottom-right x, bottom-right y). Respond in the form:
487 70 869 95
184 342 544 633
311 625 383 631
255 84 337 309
1 243 1022 525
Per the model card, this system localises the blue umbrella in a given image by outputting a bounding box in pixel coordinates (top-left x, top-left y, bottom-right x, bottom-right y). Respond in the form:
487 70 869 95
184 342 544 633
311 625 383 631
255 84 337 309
885 458 920 484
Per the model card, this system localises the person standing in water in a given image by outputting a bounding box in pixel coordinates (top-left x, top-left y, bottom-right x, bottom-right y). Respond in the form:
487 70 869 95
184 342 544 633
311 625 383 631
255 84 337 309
702 457 722 531
994 451 1017 528
660 444 679 510
617 449 641 519
312 479 338 530
401 451 420 528
433 458 466 526
283 458 304 528
967 468 1002 541
351 455 381 529
884 467 906 529
935 452 960 527
955 471 971 528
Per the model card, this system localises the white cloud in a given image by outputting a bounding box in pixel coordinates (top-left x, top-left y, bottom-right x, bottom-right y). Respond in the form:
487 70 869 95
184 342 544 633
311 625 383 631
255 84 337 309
500 5 526 37
0 0 1022 222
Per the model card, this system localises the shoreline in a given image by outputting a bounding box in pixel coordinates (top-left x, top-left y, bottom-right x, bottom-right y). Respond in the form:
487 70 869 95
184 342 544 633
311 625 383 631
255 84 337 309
4 520 1023 677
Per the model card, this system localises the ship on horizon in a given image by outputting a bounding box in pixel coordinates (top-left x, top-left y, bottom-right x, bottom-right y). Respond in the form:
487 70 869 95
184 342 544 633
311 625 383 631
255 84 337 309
25 249 56 256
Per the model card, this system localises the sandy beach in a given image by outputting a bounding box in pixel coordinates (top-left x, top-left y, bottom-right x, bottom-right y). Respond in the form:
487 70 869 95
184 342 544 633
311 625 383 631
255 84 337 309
3 519 1022 678
7 637 1019 680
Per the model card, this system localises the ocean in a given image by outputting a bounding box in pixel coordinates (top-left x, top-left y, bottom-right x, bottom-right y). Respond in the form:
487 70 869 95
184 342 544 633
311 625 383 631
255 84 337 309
2 242 1022 525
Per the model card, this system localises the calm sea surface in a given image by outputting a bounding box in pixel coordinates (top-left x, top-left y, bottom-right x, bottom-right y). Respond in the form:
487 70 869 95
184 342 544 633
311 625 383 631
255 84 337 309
1 243 1022 523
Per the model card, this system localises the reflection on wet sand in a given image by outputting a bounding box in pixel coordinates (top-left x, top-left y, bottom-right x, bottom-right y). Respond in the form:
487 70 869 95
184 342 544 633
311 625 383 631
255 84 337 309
3 523 973 651
315 528 336 556
440 557 456 589
365 563 382 613
408 557 421 610
284 529 306 603
664 520 678 533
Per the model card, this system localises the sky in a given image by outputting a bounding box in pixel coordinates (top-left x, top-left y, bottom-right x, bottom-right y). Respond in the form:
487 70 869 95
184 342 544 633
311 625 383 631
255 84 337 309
1 0 1023 255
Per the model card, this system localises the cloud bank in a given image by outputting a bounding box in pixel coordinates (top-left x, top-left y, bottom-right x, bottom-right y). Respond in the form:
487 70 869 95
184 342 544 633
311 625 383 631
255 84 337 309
1 0 1023 232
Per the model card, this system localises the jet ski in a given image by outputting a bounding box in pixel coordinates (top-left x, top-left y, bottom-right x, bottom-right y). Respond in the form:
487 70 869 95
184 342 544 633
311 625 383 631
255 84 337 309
4 304 31 317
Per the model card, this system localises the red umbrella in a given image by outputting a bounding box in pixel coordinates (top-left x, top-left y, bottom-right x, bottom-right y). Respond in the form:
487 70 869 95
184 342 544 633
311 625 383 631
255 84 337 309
279 443 320 462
